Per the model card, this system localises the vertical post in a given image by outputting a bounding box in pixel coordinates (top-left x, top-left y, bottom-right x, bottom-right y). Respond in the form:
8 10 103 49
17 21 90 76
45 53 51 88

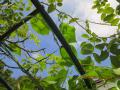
0 75 12 90
31 0 92 89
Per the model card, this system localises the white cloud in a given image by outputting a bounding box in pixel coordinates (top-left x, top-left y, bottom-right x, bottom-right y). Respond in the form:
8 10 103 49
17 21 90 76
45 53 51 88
63 0 119 39
31 53 39 58
108 0 118 8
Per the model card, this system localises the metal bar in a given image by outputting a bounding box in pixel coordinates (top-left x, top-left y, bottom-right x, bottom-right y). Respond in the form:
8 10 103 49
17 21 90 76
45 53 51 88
31 0 92 89
0 9 39 41
0 75 13 90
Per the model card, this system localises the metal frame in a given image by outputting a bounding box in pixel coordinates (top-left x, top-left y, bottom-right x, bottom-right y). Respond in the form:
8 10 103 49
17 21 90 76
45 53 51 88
0 0 92 89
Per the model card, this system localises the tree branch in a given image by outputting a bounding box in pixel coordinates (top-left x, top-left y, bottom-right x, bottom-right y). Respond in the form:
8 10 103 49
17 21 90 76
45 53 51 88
1 43 44 90
27 50 56 71
0 60 19 69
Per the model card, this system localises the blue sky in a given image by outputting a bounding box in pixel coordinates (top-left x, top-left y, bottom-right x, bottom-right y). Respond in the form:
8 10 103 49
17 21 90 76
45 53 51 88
62 0 118 38
3 0 120 78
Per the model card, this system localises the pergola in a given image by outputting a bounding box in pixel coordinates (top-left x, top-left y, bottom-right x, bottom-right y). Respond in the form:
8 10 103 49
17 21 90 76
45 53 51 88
0 0 92 89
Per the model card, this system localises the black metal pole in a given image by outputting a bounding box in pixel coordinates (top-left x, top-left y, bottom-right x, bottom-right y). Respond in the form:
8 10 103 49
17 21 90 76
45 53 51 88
31 0 92 89
0 75 13 90
0 9 39 41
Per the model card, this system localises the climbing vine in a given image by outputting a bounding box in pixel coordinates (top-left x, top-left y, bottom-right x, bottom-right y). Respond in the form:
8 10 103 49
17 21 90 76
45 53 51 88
0 0 120 90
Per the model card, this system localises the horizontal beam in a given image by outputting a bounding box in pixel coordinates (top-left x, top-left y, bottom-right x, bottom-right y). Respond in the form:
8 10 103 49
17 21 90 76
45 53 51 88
0 9 39 41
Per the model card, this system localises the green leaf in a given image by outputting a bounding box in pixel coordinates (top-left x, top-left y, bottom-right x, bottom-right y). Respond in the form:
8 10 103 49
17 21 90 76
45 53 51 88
81 56 93 65
93 50 108 63
39 61 46 71
113 68 120 75
17 24 28 38
116 0 120 3
60 47 69 60
110 55 120 68
60 45 77 59
108 87 118 90
103 7 114 14
93 53 101 63
102 37 107 42
55 69 67 80
48 0 55 3
117 80 120 89
81 43 94 55
92 33 97 37
80 42 87 47
110 44 120 55
69 18 79 23
56 0 63 3
118 23 120 29
116 5 120 15
32 65 39 75
103 14 115 22
9 44 21 55
57 3 62 6
84 71 98 79
48 4 56 13
60 45 77 66
111 18 119 26
100 50 109 60
42 76 57 85
30 14 50 35
81 34 89 38
96 67 115 80
46 81 56 84
18 76 36 90
95 43 106 50
0 20 6 24
68 76 86 90
101 13 106 20
59 23 76 43
89 37 101 43
30 34 40 45
97 8 104 13
26 0 32 11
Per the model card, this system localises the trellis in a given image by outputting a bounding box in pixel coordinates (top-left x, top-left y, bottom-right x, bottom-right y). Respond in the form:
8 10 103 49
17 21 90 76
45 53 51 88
0 0 92 89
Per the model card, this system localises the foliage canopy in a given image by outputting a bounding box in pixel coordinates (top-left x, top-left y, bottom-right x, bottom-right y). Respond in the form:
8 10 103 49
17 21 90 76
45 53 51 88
1 0 120 90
